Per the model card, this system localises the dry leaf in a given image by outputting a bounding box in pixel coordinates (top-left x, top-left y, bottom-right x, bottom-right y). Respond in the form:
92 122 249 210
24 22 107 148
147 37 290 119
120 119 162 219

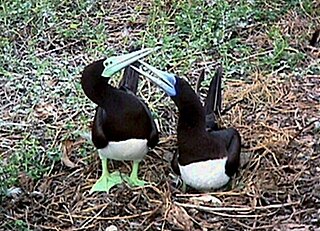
190 194 222 205
34 102 56 120
62 140 77 168
167 204 194 231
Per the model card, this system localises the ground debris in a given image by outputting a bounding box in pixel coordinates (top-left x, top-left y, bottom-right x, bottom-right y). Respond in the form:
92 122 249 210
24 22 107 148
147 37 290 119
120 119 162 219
1 0 320 230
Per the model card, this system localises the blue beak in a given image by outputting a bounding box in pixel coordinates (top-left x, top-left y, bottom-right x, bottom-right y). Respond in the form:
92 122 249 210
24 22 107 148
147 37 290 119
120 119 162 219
101 47 160 77
130 60 177 97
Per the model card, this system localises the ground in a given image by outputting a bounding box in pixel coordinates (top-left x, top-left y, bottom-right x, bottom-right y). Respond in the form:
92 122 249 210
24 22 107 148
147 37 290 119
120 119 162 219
0 0 320 230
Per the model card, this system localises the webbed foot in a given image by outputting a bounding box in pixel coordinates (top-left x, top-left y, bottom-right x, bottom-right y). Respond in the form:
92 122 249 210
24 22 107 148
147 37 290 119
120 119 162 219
90 158 123 193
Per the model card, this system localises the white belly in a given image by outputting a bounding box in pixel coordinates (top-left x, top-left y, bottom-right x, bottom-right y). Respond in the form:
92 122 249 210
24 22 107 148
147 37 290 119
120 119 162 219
179 157 230 190
99 139 148 161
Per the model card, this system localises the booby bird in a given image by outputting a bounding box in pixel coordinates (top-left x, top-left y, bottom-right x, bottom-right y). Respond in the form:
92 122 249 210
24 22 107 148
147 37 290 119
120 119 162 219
132 62 241 191
81 48 159 193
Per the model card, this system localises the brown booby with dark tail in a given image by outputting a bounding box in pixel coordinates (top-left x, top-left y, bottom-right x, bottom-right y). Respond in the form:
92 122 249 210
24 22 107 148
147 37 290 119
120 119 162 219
81 48 159 193
132 61 241 191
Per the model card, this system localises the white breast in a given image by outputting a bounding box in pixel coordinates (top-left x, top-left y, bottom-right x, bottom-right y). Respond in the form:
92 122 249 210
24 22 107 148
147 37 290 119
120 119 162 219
179 157 230 191
99 139 148 161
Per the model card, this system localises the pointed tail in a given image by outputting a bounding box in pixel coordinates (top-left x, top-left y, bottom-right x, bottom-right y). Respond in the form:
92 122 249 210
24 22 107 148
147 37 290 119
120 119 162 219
195 69 205 97
118 61 140 94
310 28 320 47
204 66 223 131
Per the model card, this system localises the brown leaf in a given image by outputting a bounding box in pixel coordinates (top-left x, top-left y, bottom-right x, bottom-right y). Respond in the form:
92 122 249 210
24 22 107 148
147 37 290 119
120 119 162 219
166 204 194 231
62 140 77 168
34 102 56 120
18 172 34 192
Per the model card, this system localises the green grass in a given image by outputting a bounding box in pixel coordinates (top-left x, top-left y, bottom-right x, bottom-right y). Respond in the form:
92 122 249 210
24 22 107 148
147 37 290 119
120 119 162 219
2 219 31 231
140 0 318 79
0 0 101 198
0 0 319 201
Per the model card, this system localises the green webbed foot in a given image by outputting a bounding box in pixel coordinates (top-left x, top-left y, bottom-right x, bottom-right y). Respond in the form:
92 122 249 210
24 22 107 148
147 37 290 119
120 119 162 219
181 181 187 193
124 161 148 187
125 174 147 187
90 158 123 194
90 171 123 193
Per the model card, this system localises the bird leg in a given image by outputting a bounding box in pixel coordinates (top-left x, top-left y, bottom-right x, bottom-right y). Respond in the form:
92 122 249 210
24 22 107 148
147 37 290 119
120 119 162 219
124 160 146 187
90 157 123 193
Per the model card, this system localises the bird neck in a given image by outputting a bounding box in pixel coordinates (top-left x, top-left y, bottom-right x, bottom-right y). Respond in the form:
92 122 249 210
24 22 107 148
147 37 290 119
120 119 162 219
173 79 206 133
177 101 206 131
175 95 208 161
81 59 122 107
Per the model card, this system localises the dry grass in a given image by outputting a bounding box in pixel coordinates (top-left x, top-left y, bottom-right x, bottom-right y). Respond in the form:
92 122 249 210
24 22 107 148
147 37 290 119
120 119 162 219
1 0 320 230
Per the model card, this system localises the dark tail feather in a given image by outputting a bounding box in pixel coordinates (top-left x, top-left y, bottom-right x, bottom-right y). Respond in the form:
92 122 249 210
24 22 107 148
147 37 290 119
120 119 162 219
195 69 205 97
119 62 140 94
205 66 222 115
204 66 223 131
310 29 320 47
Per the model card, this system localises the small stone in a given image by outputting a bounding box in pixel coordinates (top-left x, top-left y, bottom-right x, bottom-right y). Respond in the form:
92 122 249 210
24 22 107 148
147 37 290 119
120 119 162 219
314 121 320 132
105 225 117 231
6 187 22 197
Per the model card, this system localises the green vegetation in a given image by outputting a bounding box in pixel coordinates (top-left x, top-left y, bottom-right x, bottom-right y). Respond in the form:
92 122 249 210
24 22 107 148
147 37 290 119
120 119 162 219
141 0 318 77
2 219 31 231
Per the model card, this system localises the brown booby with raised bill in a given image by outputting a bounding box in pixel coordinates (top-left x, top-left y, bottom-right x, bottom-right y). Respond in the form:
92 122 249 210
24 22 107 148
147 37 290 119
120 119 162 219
132 61 241 191
81 48 159 193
